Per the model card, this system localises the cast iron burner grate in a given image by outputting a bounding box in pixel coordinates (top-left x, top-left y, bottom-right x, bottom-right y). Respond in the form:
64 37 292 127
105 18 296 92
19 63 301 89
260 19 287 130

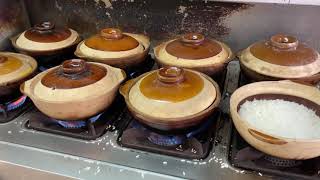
0 95 31 123
25 96 125 140
229 128 320 179
117 110 219 159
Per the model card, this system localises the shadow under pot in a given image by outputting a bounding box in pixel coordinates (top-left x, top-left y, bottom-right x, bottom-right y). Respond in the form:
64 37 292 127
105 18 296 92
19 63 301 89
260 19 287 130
154 33 233 77
75 28 150 70
230 80 320 160
119 67 221 131
0 52 37 103
11 21 81 65
238 34 320 85
20 59 126 120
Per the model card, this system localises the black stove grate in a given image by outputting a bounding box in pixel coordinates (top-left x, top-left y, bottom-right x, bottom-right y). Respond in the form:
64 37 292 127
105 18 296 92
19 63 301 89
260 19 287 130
229 128 320 180
25 96 125 140
117 110 219 159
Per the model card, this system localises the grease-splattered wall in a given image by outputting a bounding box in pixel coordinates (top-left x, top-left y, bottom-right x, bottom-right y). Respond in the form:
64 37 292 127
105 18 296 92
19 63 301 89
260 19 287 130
4 0 320 52
0 0 29 50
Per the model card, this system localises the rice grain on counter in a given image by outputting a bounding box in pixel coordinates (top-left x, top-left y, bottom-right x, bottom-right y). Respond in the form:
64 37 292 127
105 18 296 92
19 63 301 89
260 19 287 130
239 99 320 139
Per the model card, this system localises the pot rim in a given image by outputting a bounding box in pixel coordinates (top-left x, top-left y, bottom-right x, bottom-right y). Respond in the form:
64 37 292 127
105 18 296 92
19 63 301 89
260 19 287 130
10 31 81 53
154 38 234 68
238 44 320 79
74 33 150 60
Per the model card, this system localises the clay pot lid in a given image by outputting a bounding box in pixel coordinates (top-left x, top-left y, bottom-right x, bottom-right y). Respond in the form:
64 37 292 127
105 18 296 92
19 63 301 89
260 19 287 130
165 33 223 60
0 55 24 75
84 28 139 51
41 59 107 89
250 34 318 66
138 67 212 102
24 21 72 43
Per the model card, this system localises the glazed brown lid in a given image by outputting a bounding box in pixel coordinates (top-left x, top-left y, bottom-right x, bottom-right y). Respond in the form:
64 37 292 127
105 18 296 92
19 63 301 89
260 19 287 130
0 55 23 75
84 28 139 51
41 59 107 89
250 34 318 66
24 21 71 43
139 67 204 102
165 33 222 60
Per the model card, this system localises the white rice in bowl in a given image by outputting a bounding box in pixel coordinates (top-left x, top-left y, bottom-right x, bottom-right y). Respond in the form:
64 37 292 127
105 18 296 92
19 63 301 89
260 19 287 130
239 99 320 139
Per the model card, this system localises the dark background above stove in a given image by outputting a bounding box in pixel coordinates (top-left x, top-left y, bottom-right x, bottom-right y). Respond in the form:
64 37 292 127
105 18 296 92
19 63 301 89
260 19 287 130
1 0 320 52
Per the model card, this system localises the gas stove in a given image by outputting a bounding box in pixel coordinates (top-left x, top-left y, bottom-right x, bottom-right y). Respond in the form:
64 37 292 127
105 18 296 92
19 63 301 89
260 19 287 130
0 95 31 123
1 61 315 180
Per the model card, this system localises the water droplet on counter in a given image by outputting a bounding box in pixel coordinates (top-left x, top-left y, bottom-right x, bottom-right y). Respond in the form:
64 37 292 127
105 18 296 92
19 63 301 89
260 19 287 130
182 171 186 176
258 172 263 176
163 161 167 165
136 155 140 159
191 148 197 154
7 131 11 134
176 145 184 151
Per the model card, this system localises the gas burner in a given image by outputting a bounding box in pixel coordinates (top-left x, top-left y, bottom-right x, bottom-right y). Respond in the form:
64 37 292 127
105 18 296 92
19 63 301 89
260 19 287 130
263 155 302 168
147 132 185 146
25 96 125 140
146 118 214 147
54 113 102 128
118 110 219 159
0 95 27 113
229 128 320 179
0 95 30 123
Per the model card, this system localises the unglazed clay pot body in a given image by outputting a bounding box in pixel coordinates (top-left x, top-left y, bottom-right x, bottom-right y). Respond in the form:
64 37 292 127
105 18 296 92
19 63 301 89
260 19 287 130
154 33 233 76
230 81 320 160
120 67 221 131
11 21 81 56
75 28 150 69
21 59 126 120
0 52 37 102
238 34 320 85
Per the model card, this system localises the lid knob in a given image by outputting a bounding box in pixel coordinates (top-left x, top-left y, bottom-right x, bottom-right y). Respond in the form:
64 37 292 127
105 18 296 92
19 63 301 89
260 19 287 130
100 28 123 40
34 21 55 33
181 33 205 46
0 56 8 64
61 59 88 77
270 34 299 50
157 67 184 84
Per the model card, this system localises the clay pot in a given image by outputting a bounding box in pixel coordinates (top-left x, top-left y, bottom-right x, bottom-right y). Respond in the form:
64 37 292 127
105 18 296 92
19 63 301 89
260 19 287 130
11 21 81 57
238 34 320 85
0 52 37 103
230 80 320 160
20 59 126 120
154 33 233 76
75 28 150 69
120 66 221 131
